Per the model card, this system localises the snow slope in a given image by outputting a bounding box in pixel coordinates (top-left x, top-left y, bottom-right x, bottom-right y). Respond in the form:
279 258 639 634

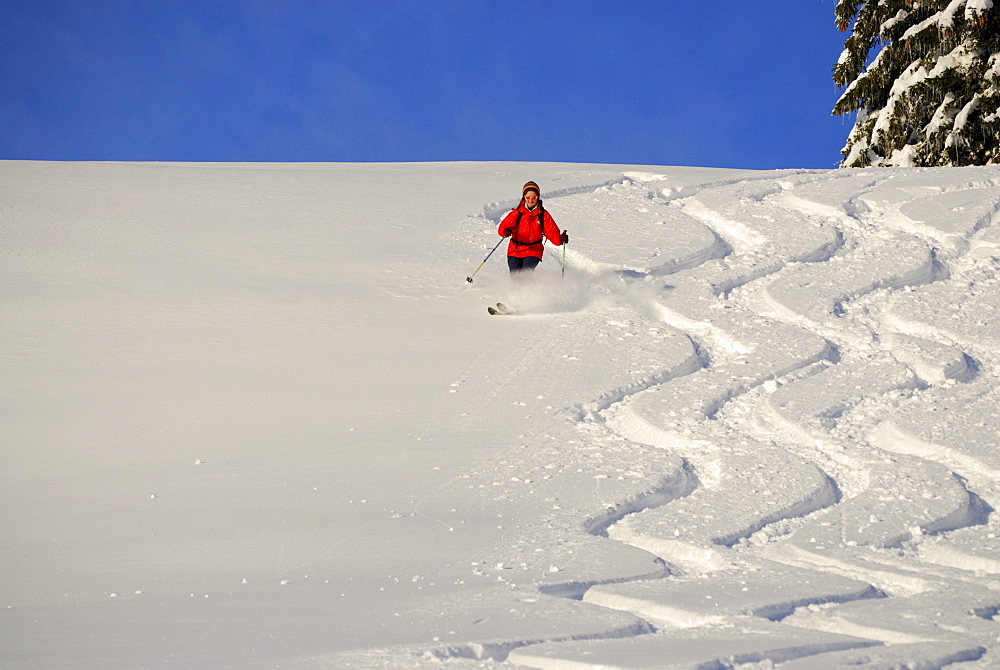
2 161 999 669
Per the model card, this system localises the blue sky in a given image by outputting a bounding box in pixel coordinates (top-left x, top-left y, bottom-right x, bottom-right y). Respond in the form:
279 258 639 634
1 1 850 169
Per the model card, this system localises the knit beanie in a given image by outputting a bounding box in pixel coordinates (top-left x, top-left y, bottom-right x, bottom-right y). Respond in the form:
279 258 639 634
522 181 540 198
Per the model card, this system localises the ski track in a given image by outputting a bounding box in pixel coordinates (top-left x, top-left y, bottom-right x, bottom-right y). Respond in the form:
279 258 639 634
351 168 1000 670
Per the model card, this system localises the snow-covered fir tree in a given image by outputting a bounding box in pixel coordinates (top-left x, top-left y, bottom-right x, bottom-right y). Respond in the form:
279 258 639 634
833 0 1000 166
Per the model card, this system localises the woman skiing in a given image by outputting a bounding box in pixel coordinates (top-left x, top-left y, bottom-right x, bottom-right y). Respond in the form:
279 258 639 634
498 181 568 278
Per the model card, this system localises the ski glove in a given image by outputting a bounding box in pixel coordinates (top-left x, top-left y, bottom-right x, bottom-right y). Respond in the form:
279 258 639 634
560 230 569 245
503 227 514 237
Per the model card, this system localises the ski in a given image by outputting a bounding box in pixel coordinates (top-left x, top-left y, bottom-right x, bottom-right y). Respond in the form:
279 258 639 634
488 302 515 316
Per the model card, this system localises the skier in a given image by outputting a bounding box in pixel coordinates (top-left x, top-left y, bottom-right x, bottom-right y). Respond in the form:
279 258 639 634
498 181 568 279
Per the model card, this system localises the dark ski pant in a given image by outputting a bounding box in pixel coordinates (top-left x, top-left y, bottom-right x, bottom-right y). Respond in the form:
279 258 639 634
508 256 540 276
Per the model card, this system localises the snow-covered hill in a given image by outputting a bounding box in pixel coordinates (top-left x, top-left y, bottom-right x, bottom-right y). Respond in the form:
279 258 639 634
2 161 999 669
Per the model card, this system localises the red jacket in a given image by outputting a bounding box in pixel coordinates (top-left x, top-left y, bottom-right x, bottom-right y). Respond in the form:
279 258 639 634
498 202 563 259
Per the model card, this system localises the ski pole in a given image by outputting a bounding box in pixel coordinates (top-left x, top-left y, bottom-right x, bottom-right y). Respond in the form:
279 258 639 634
561 237 567 278
466 236 506 284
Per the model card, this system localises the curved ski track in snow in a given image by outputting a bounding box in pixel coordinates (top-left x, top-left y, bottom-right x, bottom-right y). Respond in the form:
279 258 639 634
540 171 1000 668
474 170 999 670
